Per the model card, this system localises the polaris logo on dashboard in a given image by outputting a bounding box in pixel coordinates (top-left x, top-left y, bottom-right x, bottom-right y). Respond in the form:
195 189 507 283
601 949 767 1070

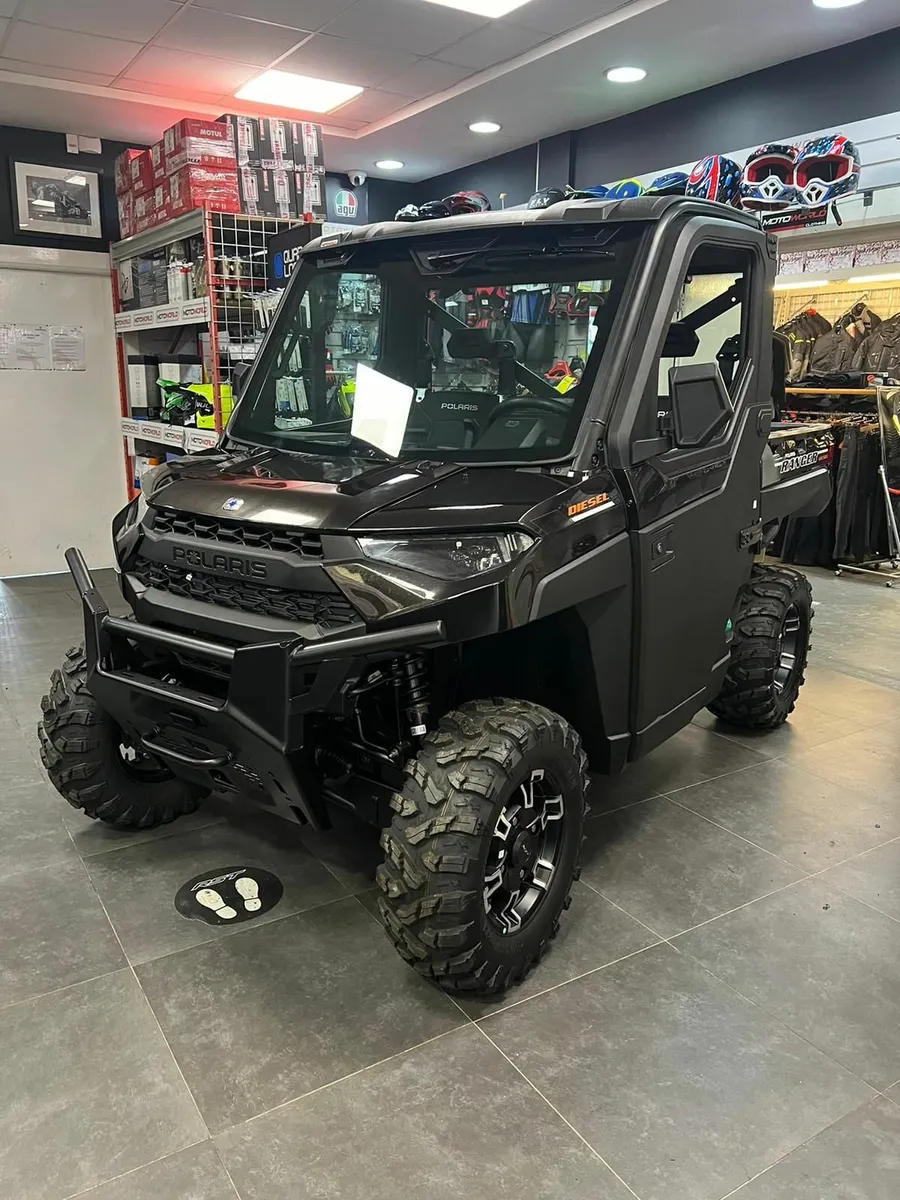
441 403 479 412
172 546 267 579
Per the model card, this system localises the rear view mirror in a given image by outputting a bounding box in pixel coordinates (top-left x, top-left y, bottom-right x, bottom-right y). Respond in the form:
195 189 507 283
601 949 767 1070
668 363 733 449
232 361 250 398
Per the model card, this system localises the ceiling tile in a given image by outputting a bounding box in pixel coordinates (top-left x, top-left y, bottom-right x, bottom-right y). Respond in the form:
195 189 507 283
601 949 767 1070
0 0 17 15
514 0 634 36
0 17 7 40
116 79 234 105
17 0 181 43
153 8 308 67
384 57 473 98
436 19 548 69
0 55 115 85
3 21 143 74
193 0 355 32
332 89 409 123
323 0 486 57
278 33 418 89
122 45 259 93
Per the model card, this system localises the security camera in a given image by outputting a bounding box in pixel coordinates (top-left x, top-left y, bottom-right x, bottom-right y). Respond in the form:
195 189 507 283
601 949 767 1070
347 170 367 187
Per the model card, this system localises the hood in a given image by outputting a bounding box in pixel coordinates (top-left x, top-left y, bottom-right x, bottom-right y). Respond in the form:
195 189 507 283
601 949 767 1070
145 448 567 533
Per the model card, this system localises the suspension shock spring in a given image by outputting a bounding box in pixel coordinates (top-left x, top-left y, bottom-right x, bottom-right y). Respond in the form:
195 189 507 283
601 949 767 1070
395 654 430 737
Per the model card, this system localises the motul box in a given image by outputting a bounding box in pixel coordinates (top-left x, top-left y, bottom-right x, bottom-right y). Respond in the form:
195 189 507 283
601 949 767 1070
257 117 292 169
164 119 236 173
117 190 135 239
151 179 171 226
290 122 325 172
220 114 260 167
150 141 166 184
114 148 143 195
295 169 326 220
169 164 241 217
239 167 295 217
129 150 154 196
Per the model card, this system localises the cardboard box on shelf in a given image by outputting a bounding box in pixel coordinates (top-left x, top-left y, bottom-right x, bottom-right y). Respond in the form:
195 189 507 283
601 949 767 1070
295 169 326 220
220 114 260 167
239 167 295 217
150 141 166 184
258 117 292 169
164 118 236 173
114 148 144 195
117 190 135 239
169 164 241 217
129 150 154 196
290 122 325 172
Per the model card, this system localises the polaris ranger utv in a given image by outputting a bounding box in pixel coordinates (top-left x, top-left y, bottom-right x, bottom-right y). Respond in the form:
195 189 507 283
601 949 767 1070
40 197 831 994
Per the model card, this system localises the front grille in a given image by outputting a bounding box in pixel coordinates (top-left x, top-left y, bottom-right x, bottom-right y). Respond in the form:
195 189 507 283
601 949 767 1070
133 557 358 628
151 508 323 558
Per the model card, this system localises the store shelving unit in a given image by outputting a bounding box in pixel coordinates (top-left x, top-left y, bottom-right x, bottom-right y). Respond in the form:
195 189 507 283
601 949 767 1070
110 209 301 497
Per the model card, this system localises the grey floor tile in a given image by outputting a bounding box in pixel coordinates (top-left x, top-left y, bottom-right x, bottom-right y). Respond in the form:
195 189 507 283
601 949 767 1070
457 881 660 1018
588 769 661 816
799 666 899 725
76 1142 235 1200
671 758 900 871
297 806 384 893
0 970 206 1200
728 1095 900 1199
581 796 804 937
0 589 79 620
786 723 899 804
137 897 464 1132
818 838 900 922
692 700 860 759
217 1024 634 1200
0 572 73 595
0 614 83 650
0 778 79 880
615 723 767 795
485 943 873 1200
674 877 900 1089
59 791 228 858
85 813 346 964
0 859 125 1008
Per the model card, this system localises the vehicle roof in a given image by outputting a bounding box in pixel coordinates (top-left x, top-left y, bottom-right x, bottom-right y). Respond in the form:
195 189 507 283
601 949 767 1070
304 195 764 255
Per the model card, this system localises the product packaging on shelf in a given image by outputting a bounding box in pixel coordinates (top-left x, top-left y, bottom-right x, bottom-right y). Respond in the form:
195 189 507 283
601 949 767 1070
159 354 202 384
169 164 241 217
295 169 326 220
117 191 135 240
164 118 236 173
221 114 260 167
291 122 325 172
150 141 166 184
257 118 292 170
127 355 161 415
133 191 156 233
129 150 154 196
114 148 144 195
152 179 171 226
238 167 295 217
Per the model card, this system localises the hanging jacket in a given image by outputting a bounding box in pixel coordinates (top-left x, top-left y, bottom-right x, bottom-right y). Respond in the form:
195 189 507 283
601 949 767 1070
853 314 900 377
778 310 830 381
808 319 870 374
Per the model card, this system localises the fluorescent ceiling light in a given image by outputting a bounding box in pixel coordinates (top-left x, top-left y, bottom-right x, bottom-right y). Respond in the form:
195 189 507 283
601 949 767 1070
851 272 900 283
773 279 830 290
469 120 502 133
605 66 647 83
812 0 866 8
423 0 535 16
235 69 362 113
375 160 404 170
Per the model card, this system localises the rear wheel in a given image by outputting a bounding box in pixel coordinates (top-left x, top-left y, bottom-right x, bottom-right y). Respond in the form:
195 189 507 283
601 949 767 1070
377 698 588 995
708 564 813 729
39 645 206 829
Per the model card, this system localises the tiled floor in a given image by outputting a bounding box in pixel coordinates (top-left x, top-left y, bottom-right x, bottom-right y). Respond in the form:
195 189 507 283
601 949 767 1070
1 565 899 1200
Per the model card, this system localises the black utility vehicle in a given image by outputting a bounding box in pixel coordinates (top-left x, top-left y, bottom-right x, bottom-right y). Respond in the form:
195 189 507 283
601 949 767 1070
41 198 831 994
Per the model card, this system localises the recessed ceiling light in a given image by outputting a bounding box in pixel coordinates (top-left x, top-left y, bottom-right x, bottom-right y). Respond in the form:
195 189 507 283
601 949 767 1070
812 0 865 7
605 66 647 83
469 121 502 134
423 0 536 16
375 160 405 170
235 69 362 114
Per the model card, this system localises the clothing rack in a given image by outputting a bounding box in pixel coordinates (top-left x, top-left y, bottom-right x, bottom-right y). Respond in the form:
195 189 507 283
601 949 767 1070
785 387 877 396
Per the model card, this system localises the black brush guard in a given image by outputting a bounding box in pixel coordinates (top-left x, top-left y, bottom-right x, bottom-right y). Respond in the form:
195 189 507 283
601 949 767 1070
67 548 444 829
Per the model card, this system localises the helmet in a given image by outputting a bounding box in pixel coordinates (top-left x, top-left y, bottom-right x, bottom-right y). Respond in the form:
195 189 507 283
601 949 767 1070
417 199 452 221
605 179 645 200
528 186 567 209
443 190 491 215
795 135 861 207
686 155 742 205
578 184 610 198
739 144 799 212
647 171 689 196
563 186 607 201
394 204 420 222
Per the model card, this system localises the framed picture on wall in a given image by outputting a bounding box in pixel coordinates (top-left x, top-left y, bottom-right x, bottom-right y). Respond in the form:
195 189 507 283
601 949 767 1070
11 161 102 240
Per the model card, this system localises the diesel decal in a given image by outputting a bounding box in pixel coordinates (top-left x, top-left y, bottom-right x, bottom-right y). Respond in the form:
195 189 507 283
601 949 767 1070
567 493 610 518
172 546 267 579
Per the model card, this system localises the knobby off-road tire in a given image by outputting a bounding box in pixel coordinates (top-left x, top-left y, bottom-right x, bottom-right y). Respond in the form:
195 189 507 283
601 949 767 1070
708 564 813 729
39 645 206 829
377 698 589 995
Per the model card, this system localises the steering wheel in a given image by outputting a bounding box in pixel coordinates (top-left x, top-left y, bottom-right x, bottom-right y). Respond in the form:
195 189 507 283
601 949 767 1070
485 395 574 424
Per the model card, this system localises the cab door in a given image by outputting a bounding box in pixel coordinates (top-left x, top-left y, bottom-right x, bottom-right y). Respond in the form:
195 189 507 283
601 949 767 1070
608 227 773 756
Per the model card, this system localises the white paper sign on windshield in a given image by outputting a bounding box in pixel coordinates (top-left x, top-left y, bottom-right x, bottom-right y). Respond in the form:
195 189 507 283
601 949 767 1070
351 363 414 458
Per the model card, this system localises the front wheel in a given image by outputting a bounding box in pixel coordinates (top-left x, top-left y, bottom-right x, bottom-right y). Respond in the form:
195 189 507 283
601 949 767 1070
708 564 813 729
377 698 589 995
39 645 206 829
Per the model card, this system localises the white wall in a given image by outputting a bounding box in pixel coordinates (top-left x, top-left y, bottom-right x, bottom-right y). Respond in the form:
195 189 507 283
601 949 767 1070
0 245 126 577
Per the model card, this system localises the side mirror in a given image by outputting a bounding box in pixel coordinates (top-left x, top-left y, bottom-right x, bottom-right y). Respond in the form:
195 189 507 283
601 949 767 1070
668 363 733 449
232 361 250 398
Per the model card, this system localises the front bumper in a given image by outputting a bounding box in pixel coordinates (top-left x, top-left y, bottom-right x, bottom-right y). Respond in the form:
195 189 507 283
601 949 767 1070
66 548 444 829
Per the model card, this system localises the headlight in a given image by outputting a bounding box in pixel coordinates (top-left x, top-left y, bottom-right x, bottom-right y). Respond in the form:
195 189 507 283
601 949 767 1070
358 532 533 581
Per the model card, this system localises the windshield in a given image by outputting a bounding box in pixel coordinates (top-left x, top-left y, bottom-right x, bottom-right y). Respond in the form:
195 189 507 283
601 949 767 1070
230 224 642 462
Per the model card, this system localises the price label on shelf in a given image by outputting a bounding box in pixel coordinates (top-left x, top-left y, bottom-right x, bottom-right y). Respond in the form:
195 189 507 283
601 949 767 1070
132 310 155 329
141 421 166 442
162 425 185 446
121 418 143 438
181 298 209 321
155 306 181 326
185 428 219 452
114 312 135 332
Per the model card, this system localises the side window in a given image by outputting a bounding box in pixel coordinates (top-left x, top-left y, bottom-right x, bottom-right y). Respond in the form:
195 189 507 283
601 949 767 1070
640 246 753 445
